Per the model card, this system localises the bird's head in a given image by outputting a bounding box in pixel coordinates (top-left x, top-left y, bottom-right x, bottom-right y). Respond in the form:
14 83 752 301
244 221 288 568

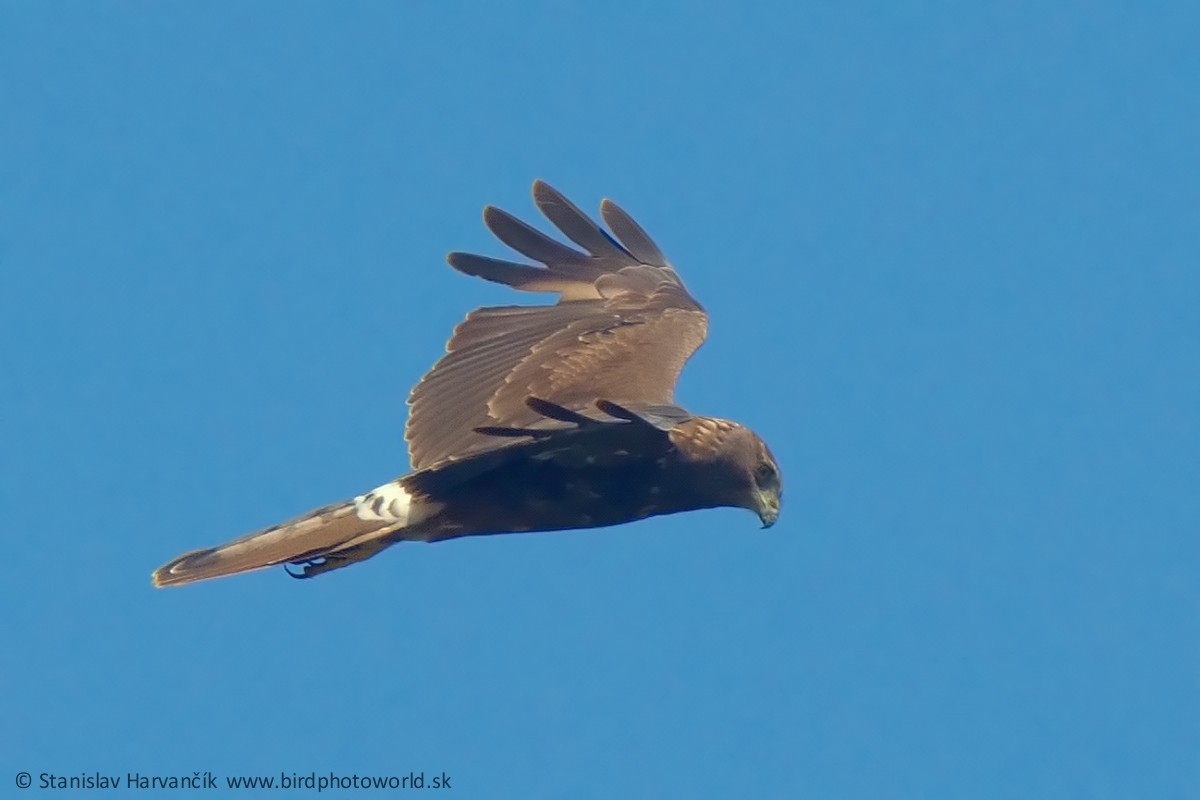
739 429 782 528
673 418 782 527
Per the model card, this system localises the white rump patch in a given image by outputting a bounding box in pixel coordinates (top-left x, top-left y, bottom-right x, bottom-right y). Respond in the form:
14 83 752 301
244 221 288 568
354 481 413 524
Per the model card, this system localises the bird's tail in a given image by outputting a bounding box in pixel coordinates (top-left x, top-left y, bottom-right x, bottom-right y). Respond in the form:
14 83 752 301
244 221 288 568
152 480 421 587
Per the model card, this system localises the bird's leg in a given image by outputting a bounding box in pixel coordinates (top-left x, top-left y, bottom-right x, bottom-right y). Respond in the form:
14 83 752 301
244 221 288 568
284 537 395 579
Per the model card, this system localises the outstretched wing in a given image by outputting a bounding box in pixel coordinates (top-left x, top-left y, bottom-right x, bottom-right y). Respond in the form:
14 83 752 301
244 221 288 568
406 180 709 471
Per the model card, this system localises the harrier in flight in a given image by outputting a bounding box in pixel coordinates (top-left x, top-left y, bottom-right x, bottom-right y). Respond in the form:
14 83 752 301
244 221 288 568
153 181 782 587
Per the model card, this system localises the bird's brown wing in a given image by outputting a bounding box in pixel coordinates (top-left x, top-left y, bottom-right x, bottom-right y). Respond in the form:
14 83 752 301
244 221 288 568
406 180 709 471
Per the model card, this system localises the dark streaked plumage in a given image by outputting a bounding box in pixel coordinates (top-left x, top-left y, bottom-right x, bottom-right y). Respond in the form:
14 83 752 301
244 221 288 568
153 181 781 588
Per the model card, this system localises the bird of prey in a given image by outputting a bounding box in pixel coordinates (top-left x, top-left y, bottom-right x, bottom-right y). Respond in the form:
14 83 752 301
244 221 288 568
153 181 782 587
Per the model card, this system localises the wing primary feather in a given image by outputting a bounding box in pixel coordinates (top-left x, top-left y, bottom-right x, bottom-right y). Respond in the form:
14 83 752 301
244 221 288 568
533 180 631 259
446 252 548 289
483 205 590 266
595 399 644 422
473 425 553 438
600 199 669 267
524 396 599 426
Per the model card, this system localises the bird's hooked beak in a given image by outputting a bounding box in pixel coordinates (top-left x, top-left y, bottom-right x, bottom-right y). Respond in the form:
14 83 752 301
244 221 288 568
755 487 781 529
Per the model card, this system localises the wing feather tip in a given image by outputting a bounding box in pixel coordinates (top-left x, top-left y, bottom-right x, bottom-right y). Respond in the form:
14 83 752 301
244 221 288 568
531 178 563 203
481 204 504 225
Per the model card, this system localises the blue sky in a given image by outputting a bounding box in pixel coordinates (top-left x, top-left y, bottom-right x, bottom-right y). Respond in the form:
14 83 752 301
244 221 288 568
2 3 1196 798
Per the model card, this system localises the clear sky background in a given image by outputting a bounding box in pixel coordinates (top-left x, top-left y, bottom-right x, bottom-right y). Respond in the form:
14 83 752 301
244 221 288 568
2 3 1196 798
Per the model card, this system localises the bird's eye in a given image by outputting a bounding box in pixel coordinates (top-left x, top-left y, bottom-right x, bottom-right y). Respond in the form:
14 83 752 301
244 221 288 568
755 461 776 484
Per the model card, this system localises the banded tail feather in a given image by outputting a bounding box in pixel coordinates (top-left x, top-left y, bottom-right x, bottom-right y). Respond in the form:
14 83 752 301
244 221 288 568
152 481 421 587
